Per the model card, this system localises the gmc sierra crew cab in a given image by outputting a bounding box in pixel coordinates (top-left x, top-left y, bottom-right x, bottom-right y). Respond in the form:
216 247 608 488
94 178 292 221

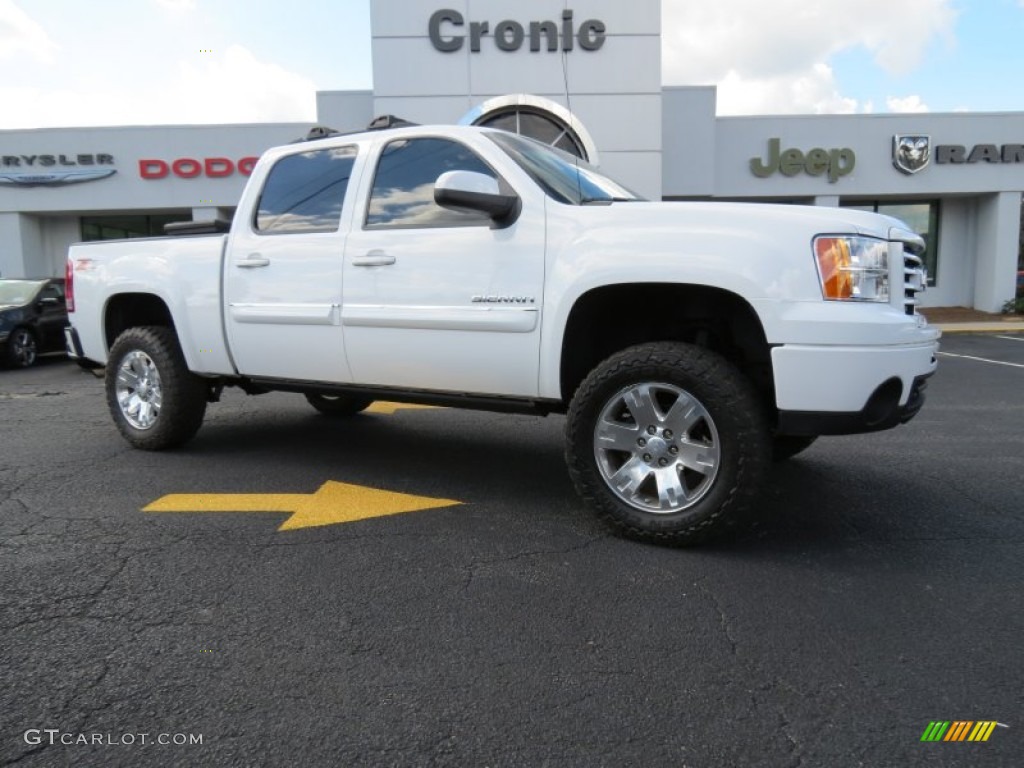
65 119 939 544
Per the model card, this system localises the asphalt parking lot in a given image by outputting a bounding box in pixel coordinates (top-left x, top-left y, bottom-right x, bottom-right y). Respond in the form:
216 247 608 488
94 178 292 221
2 333 1022 768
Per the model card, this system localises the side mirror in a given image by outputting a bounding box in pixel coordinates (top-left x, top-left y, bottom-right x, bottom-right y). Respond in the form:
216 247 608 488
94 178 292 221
434 171 519 226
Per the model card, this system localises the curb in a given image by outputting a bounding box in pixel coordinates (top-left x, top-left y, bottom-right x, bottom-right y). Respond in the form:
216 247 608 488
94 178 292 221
933 322 1024 334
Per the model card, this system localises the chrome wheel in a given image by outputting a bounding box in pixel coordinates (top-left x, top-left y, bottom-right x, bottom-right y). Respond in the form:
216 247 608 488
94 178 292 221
593 382 720 513
9 329 37 367
105 327 207 450
115 350 163 430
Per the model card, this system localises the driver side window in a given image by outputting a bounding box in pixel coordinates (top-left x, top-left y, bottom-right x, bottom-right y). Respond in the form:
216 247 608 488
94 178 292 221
366 138 496 229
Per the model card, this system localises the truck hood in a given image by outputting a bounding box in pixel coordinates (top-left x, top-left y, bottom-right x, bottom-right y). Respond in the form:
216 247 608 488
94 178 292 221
599 200 907 241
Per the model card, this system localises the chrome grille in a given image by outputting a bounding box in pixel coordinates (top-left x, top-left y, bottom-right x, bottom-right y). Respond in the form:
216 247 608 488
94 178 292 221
903 251 927 315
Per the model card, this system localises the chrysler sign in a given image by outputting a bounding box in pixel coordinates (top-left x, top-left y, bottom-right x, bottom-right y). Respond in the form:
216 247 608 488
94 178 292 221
0 152 116 186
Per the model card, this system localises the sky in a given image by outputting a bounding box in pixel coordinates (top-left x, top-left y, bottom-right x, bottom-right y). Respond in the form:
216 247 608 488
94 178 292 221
0 0 1022 130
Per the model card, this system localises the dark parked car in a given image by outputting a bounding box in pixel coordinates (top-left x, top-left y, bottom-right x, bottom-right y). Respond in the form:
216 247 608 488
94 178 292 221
0 278 68 368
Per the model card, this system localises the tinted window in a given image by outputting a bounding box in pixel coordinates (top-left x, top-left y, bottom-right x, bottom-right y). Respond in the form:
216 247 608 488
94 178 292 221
81 214 190 240
366 138 495 228
256 146 356 233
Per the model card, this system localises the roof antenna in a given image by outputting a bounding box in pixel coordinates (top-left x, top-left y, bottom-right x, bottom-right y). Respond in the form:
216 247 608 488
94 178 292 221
560 0 583 202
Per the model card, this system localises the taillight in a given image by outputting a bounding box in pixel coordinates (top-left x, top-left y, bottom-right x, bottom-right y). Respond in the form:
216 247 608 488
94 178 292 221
65 258 75 312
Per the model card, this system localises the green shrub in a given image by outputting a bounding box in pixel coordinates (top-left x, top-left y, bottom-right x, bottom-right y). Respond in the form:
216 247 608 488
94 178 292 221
1002 296 1024 315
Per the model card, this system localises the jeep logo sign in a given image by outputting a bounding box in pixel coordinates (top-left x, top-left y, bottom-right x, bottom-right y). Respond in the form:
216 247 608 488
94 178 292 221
750 138 856 183
428 9 606 53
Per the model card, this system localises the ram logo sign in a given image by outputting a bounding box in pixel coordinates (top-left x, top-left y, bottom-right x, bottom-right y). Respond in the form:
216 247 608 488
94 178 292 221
893 135 931 175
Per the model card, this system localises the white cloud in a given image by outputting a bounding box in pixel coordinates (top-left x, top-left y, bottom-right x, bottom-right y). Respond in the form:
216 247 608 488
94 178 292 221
662 0 957 114
0 0 58 63
0 44 315 128
155 0 197 10
166 44 316 124
886 95 930 113
713 64 858 116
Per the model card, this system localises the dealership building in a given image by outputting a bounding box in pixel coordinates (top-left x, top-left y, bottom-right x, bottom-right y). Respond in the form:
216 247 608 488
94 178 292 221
1 0 1021 311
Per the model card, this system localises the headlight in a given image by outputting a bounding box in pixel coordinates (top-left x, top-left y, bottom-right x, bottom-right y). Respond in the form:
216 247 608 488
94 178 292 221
814 235 889 302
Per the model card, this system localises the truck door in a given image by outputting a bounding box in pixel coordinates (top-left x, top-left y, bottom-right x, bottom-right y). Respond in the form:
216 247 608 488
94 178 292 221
36 281 68 351
341 136 545 397
223 144 359 382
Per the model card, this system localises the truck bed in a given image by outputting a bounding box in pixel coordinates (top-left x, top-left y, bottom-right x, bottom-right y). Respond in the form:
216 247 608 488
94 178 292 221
67 234 233 375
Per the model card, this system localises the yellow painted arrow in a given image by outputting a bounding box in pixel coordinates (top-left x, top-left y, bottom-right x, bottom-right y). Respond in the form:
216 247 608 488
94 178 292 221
366 401 440 415
143 481 461 531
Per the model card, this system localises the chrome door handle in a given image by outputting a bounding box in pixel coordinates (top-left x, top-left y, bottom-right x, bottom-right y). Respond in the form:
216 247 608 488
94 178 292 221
352 250 396 267
236 254 270 268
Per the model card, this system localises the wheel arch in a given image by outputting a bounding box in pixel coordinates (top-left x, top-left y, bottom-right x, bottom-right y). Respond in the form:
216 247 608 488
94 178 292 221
9 323 38 340
558 283 774 408
104 293 175 352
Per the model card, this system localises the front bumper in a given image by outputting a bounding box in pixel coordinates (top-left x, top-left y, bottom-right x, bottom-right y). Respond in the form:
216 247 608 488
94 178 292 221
778 373 932 435
772 338 939 436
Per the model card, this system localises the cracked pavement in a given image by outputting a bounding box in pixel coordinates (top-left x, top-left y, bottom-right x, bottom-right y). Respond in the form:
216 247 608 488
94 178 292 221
1 335 1022 767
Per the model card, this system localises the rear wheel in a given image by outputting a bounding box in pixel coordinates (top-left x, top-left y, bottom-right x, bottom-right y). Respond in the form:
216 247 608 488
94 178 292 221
305 393 373 417
5 328 37 368
106 326 207 450
566 342 770 545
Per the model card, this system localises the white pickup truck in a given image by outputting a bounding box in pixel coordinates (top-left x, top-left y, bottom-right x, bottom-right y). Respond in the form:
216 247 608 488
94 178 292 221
65 119 938 544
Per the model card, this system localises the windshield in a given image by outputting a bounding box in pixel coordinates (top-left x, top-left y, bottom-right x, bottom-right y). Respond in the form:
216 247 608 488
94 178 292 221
0 280 43 306
487 131 644 205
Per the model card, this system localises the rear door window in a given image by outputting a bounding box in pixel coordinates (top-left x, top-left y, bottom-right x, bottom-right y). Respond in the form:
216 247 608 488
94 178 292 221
255 146 357 233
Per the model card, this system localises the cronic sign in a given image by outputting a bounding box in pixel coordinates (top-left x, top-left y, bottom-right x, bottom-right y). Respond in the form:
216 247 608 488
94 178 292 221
428 9 606 52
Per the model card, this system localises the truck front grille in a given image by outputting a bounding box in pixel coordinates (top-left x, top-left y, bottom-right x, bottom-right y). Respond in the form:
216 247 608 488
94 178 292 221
903 252 927 316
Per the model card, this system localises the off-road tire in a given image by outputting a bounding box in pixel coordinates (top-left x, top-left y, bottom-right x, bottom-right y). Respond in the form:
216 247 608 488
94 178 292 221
106 326 207 450
305 393 374 417
772 435 818 462
566 342 770 545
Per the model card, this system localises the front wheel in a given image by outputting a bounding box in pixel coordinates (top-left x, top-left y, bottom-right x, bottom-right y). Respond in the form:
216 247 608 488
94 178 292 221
566 342 770 545
5 328 38 368
106 326 208 450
